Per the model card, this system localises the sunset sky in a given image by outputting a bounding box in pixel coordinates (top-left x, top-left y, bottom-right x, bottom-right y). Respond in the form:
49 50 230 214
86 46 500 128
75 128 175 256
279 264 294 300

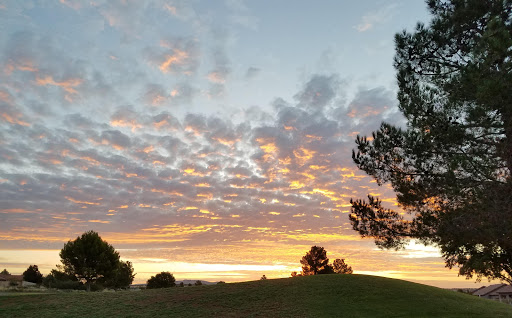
0 0 490 288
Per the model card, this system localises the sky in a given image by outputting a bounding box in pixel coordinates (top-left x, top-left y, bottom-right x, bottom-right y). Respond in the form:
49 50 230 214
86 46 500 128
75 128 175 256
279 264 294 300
0 0 492 288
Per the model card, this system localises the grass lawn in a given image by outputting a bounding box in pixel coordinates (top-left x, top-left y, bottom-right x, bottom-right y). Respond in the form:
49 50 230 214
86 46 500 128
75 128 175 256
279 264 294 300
0 274 511 317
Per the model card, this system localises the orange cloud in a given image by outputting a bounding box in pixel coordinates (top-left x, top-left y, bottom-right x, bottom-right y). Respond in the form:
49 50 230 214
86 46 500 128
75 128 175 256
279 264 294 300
4 59 38 74
0 208 35 214
163 4 177 15
65 197 100 205
151 94 166 106
293 147 316 166
289 180 305 189
1 112 30 126
151 188 184 196
183 168 206 177
153 118 177 130
212 137 238 147
110 119 142 131
197 193 213 200
305 134 322 141
256 139 277 154
159 49 189 73
36 76 82 94
88 220 110 224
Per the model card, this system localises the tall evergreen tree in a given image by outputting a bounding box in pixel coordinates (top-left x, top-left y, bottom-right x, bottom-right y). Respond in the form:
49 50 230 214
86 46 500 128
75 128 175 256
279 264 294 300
300 246 330 275
350 0 512 283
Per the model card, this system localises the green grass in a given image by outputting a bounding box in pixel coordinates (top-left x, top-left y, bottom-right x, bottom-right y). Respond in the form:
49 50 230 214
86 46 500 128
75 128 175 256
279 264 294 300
1 275 511 317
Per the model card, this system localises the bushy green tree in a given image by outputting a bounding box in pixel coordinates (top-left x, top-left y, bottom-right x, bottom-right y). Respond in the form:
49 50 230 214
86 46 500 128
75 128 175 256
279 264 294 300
300 246 330 275
42 268 82 290
332 259 353 274
102 261 135 290
146 272 176 289
350 0 512 283
23 265 43 284
59 231 120 291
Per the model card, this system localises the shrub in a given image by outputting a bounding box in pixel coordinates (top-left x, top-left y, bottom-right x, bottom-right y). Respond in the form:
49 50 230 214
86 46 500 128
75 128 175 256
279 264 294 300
146 272 176 289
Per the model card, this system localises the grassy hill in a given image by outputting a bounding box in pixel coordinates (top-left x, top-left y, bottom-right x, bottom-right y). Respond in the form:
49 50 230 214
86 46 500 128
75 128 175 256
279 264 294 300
1 274 511 317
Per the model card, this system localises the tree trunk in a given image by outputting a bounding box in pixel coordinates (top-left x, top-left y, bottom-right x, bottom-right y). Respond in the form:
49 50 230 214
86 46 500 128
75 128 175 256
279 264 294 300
86 281 91 292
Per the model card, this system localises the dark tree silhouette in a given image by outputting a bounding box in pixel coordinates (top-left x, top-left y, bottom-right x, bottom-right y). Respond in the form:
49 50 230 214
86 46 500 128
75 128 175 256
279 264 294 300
102 261 135 290
146 272 176 289
300 246 329 275
1 269 10 275
59 231 120 291
42 268 80 290
194 280 202 286
318 264 335 274
332 259 353 274
350 0 512 283
23 265 43 284
260 275 267 280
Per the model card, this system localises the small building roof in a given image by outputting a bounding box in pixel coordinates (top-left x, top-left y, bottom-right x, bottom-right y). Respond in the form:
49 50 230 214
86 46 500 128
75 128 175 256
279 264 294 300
496 285 512 295
472 284 507 297
0 274 23 282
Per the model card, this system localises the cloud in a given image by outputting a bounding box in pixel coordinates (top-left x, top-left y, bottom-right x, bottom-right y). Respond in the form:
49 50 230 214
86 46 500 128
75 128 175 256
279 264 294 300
110 107 143 131
206 28 232 96
0 89 30 127
59 0 82 10
152 112 182 131
294 74 342 110
96 0 156 39
99 130 132 150
162 1 198 22
142 82 198 107
145 37 200 75
355 4 397 32
0 17 399 278
143 84 168 106
2 31 38 75
245 67 260 80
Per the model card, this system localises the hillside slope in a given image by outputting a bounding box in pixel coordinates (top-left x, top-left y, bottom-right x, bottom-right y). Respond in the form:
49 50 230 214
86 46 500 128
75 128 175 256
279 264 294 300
0 274 511 317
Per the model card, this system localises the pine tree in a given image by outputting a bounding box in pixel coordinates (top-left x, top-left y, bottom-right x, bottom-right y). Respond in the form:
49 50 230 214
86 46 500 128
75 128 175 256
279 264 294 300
350 0 512 283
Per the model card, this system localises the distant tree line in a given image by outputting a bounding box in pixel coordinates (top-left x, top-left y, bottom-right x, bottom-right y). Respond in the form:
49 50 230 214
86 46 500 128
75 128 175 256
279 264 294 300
1 231 217 291
5 234 355 291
